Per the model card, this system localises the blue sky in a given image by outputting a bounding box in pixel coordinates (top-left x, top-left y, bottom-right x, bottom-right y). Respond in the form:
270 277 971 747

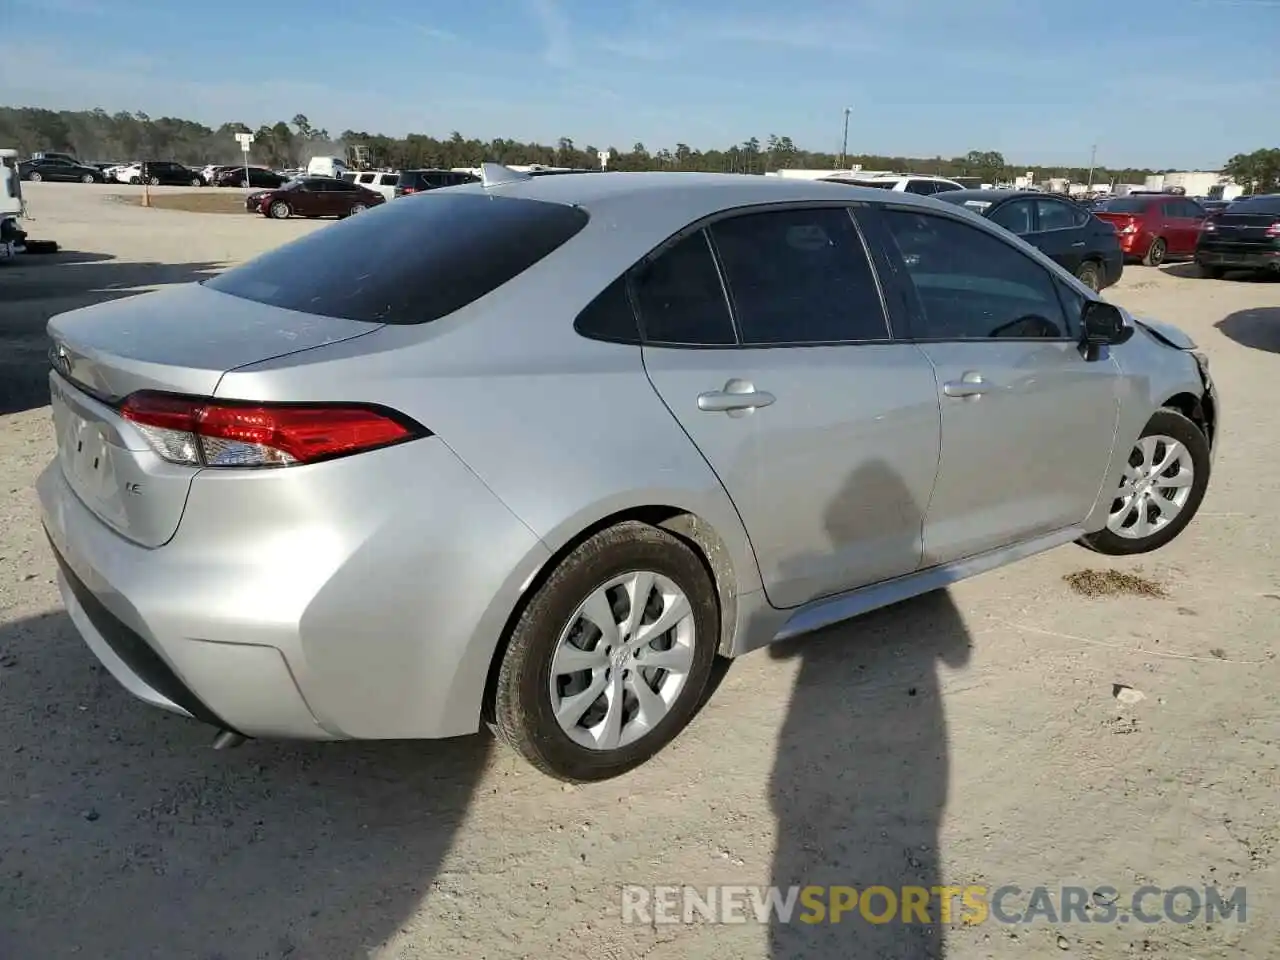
2 0 1277 168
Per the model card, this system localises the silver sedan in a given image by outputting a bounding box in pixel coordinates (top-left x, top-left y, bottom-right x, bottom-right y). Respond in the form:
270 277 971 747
38 166 1218 781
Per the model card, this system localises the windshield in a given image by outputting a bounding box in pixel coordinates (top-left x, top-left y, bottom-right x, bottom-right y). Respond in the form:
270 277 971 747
206 193 590 324
1226 195 1280 214
1097 198 1148 213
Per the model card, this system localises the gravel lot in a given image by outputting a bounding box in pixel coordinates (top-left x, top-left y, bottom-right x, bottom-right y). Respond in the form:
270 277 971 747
2 183 1278 960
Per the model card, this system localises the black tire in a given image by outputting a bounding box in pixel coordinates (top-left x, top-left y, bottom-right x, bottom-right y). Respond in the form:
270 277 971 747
1143 237 1167 267
27 172 42 183
268 200 291 220
1196 263 1225 280
129 177 141 185
491 520 719 782
148 177 161 186
1075 260 1103 291
1078 409 1210 556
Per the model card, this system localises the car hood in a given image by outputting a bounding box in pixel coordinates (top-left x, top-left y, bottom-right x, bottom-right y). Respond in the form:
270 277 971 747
1131 314 1196 350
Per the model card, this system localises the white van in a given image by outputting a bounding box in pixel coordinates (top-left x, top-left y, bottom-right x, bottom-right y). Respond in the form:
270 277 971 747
306 156 348 178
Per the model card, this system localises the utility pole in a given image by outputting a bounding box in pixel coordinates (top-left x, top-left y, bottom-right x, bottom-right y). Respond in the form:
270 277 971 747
1086 143 1097 191
839 107 851 170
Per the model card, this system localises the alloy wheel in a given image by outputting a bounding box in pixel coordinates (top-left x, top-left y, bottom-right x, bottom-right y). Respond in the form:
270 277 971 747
1106 434 1194 539
549 571 696 751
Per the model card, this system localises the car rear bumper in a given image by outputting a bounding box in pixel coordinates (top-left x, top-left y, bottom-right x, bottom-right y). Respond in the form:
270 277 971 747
1195 246 1280 270
37 437 550 741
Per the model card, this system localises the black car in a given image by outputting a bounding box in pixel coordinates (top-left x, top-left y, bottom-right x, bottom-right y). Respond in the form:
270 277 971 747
394 169 481 197
1194 194 1280 278
936 189 1124 291
214 166 286 189
18 157 105 184
132 161 206 186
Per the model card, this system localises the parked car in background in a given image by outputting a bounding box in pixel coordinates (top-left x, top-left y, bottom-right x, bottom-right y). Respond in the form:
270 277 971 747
214 166 286 189
345 171 402 201
245 175 384 218
18 156 106 183
935 189 1123 291
39 167 1217 781
126 161 206 187
394 168 481 197
31 151 80 165
822 173 964 195
1195 193 1280 278
1092 194 1207 266
1199 199 1233 217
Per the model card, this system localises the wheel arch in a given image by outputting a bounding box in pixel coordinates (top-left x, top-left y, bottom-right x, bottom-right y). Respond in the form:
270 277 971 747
479 503 742 725
1162 389 1215 449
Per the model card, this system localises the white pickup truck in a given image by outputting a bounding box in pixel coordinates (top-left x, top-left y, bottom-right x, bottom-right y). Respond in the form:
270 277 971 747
1 148 26 261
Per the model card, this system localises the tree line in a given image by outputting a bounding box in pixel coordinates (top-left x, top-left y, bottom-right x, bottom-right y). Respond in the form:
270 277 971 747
0 104 1199 185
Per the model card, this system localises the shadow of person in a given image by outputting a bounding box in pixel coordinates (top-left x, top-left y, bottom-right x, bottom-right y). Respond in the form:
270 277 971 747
765 460 972 958
0 608 492 960
1215 306 1280 354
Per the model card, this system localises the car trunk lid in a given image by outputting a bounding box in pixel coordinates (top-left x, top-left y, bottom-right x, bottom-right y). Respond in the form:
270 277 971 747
1206 212 1280 243
46 282 382 546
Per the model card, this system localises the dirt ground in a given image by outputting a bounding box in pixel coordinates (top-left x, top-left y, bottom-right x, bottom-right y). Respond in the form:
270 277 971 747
1 183 1278 960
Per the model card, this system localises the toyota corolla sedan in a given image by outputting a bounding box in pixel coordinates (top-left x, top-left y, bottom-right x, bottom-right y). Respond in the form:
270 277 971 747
38 167 1219 782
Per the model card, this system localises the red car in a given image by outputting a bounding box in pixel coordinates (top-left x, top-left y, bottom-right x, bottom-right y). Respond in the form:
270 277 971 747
245 176 385 219
1092 194 1207 266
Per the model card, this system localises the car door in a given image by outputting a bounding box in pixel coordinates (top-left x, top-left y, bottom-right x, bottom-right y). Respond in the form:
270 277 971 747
866 206 1121 565
43 159 74 182
1175 199 1207 254
1027 197 1089 272
639 205 942 609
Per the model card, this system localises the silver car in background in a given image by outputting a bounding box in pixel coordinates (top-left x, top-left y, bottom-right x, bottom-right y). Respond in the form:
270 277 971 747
38 166 1218 782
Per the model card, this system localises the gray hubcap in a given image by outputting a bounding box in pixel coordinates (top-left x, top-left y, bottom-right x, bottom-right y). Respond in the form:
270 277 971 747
271 202 289 218
550 571 696 750
1106 434 1194 539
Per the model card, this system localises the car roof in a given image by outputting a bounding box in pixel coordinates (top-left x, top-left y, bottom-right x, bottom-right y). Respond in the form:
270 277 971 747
935 189 1054 204
452 170 941 220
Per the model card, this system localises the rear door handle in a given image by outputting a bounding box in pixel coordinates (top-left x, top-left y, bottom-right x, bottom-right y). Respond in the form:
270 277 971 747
942 372 990 399
697 379 776 414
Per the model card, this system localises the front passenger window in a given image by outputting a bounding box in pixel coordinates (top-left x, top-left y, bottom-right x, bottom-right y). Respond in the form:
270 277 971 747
882 210 1070 340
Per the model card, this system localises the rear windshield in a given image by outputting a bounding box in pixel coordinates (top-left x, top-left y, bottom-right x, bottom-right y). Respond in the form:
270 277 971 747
1096 198 1149 213
1226 195 1280 214
205 193 589 324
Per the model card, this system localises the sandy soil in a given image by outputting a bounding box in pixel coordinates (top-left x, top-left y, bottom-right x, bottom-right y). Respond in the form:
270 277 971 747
1 183 1278 960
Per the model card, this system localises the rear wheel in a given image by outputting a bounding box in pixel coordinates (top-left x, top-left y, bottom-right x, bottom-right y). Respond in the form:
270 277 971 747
1143 237 1167 267
1078 409 1210 556
1196 263 1225 279
148 176 160 186
80 173 95 184
190 177 203 187
27 172 42 183
268 201 291 219
492 521 719 782
1075 260 1102 291
129 177 141 185
348 202 367 216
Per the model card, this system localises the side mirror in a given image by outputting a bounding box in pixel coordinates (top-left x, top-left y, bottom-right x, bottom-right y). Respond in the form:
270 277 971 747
1080 300 1133 360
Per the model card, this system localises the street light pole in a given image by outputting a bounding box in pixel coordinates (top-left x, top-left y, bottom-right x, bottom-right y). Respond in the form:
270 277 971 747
840 107 852 170
1086 143 1097 191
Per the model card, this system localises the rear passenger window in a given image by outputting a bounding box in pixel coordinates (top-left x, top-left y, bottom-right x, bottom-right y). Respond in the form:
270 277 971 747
904 180 936 195
709 207 887 344
574 277 639 343
631 232 736 346
1035 199 1077 231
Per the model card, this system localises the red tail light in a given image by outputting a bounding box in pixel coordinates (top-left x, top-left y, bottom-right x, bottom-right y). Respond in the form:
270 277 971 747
120 392 428 468
1266 221 1280 238
400 187 417 195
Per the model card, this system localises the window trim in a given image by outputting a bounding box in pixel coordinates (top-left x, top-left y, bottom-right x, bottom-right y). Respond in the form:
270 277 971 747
987 197 1039 236
866 203 1083 345
626 200 895 350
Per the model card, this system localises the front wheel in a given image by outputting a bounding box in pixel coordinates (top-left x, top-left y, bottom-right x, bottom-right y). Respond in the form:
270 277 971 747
1078 409 1210 556
148 176 161 186
1075 260 1102 291
129 177 141 185
268 201 291 219
191 177 203 187
1143 237 1167 267
348 202 367 216
27 172 42 183
81 173 95 184
491 521 720 782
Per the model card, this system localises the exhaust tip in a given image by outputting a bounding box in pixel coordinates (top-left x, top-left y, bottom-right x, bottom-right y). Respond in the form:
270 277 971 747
211 730 248 750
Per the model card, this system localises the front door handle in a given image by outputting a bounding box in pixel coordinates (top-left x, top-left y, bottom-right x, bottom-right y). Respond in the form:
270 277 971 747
1071 241 1086 247
697 378 776 414
942 372 990 399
